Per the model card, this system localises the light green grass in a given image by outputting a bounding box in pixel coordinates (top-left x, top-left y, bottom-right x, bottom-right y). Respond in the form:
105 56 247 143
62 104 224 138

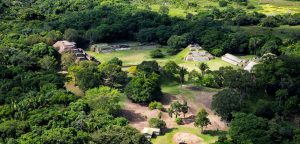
236 25 300 40
138 0 300 17
87 47 242 72
151 126 217 144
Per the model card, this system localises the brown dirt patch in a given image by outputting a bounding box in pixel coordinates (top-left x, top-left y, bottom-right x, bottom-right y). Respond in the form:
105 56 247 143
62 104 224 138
173 132 203 144
122 85 228 131
64 82 84 96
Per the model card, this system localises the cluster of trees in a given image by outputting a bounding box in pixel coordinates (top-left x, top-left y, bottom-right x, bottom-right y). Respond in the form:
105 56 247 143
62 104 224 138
167 101 189 118
207 55 300 143
1 0 300 143
2 0 299 59
0 46 149 143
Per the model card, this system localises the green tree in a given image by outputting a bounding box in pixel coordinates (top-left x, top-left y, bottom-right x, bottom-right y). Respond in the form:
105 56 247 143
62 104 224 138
194 109 211 132
150 49 164 58
107 57 122 66
219 0 228 7
170 101 182 118
137 61 160 74
159 5 169 15
212 89 242 121
181 101 189 118
90 126 150 144
38 56 58 71
72 61 102 91
229 113 270 144
148 118 166 129
61 52 76 70
125 72 162 103
99 63 127 88
199 63 209 75
179 67 187 87
30 43 57 58
64 28 79 42
167 35 187 55
163 61 180 80
85 86 122 115
261 16 279 27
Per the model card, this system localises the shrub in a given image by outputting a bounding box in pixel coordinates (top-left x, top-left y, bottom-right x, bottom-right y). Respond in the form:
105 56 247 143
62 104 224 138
175 118 183 125
114 117 129 126
148 101 164 110
219 1 228 7
148 118 166 129
158 112 163 119
246 4 255 9
150 49 164 58
260 16 279 27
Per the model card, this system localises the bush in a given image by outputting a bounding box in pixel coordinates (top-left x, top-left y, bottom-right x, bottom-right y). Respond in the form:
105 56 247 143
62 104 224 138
246 4 255 9
260 16 279 27
158 112 163 119
150 49 164 58
175 118 183 125
166 48 179 55
219 1 228 7
148 101 164 110
211 48 223 57
148 118 166 128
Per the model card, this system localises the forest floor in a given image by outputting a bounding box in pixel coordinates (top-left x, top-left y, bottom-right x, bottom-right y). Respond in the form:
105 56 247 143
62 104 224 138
121 84 227 144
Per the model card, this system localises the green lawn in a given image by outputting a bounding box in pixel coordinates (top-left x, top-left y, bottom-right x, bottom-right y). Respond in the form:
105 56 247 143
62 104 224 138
87 47 241 72
151 126 218 144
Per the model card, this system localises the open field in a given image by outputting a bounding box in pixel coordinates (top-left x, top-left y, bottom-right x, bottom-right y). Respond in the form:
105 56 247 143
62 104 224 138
87 46 240 72
235 25 300 40
135 0 300 18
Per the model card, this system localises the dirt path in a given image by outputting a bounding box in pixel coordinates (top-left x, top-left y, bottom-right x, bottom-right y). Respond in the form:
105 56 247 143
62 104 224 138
122 85 228 131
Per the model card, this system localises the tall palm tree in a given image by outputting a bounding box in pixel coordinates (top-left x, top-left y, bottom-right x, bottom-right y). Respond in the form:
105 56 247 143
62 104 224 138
199 63 209 75
179 67 187 88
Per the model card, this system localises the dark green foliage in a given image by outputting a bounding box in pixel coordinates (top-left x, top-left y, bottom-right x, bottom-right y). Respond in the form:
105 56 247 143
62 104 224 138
148 118 166 129
99 63 128 88
194 109 211 132
137 60 160 74
108 57 123 66
212 89 242 121
162 61 181 80
261 16 279 27
150 49 165 58
167 35 188 54
175 118 183 125
0 120 30 139
85 86 123 115
20 127 89 144
38 56 58 71
246 4 255 9
219 1 228 7
229 113 270 144
72 61 103 91
1 1 300 143
125 72 162 103
148 101 164 110
90 126 150 144
64 29 79 42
